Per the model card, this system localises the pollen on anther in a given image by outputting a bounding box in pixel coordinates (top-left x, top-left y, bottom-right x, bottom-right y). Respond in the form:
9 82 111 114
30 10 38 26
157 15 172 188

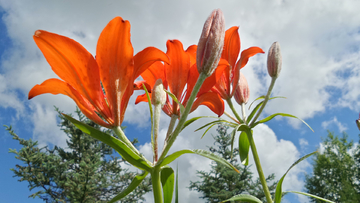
34 30 42 37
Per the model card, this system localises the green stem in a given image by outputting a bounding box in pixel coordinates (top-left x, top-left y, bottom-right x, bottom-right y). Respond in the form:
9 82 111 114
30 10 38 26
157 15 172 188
113 126 140 155
153 104 162 163
241 103 247 125
166 114 178 140
151 166 163 203
249 77 277 127
226 98 243 124
158 72 208 162
246 129 273 203
224 111 241 124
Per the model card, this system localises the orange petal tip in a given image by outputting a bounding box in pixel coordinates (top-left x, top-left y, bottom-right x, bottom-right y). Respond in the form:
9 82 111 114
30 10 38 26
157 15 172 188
34 30 42 37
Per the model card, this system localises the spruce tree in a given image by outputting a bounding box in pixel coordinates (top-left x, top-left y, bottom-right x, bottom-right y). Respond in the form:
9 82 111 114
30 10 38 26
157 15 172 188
8 108 151 203
189 124 277 202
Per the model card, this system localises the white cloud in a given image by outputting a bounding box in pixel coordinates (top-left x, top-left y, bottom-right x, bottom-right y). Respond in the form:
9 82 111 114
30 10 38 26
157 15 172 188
321 116 348 132
0 1 359 202
299 138 309 150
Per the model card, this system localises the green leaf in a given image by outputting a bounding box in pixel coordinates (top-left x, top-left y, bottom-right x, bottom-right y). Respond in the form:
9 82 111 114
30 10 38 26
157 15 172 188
200 123 217 139
248 95 266 110
175 165 179 203
239 131 250 166
283 191 336 203
63 114 152 171
164 89 185 115
230 125 239 159
158 149 239 173
182 116 220 130
247 100 264 124
247 96 286 123
252 113 314 132
222 194 263 203
108 171 149 203
274 151 317 203
161 166 175 203
143 83 155 162
195 119 237 132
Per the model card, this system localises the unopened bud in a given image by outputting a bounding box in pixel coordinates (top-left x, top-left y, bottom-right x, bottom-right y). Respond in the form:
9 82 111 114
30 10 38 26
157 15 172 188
267 42 282 78
356 113 360 131
234 72 250 105
196 9 225 76
151 79 166 107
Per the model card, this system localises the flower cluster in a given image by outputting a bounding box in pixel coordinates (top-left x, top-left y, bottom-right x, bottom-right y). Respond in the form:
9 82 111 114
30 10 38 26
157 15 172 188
29 11 263 127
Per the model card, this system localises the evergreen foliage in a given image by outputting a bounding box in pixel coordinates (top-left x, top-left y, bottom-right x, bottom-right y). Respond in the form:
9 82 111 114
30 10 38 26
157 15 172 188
189 124 277 202
8 108 151 203
305 131 360 202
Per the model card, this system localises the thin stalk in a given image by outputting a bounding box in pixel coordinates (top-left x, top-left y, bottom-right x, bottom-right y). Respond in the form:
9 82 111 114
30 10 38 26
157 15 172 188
246 129 273 203
153 104 162 163
224 111 241 124
158 72 207 162
113 126 140 155
241 103 247 125
166 114 178 140
249 77 277 127
226 98 243 124
151 166 163 203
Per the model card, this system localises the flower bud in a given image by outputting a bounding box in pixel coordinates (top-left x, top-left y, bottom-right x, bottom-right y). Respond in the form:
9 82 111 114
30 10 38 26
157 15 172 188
267 41 282 78
234 72 250 105
196 9 225 77
356 114 360 131
151 79 166 107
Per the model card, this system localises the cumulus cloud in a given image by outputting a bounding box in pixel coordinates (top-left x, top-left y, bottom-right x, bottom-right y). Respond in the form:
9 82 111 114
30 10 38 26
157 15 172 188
0 1 359 202
321 116 348 132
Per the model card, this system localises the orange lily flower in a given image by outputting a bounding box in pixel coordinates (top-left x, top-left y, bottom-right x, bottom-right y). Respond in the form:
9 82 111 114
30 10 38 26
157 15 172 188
212 26 265 100
135 40 228 117
29 17 169 128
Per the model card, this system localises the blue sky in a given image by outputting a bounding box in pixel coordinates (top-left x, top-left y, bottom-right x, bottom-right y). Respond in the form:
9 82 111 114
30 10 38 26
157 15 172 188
1 1 360 203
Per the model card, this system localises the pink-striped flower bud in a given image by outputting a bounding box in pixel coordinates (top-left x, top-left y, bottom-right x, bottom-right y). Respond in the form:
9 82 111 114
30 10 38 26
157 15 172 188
151 79 166 107
356 113 360 131
196 9 225 77
234 72 250 105
267 42 282 78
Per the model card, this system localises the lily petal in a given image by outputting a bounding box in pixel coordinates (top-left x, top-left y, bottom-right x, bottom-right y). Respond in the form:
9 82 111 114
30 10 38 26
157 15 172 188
96 16 134 126
29 79 111 128
133 47 170 79
185 59 229 103
222 26 240 69
231 46 264 97
165 40 190 100
33 30 108 117
190 92 224 117
140 61 166 88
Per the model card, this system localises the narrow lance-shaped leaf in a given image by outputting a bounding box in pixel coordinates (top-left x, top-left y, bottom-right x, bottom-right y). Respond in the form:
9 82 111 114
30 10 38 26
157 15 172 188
161 166 175 203
222 194 263 203
201 123 217 139
108 172 149 203
282 191 336 203
252 113 314 132
248 95 265 110
158 149 239 173
274 151 317 203
247 96 286 123
63 114 152 171
195 119 237 132
238 131 250 166
182 116 221 130
230 125 243 159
